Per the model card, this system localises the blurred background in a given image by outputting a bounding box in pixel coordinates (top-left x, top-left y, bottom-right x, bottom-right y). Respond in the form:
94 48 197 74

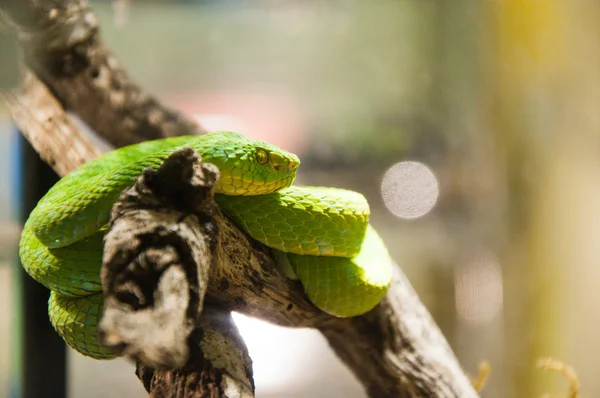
1 0 599 397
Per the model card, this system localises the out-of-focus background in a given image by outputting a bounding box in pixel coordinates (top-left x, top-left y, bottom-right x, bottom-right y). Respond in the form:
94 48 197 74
1 0 599 397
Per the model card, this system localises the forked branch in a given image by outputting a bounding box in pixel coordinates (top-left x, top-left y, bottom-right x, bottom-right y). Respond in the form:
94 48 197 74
0 0 480 397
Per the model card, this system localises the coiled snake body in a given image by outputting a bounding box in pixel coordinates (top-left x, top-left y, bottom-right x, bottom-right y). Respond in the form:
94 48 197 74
19 131 392 359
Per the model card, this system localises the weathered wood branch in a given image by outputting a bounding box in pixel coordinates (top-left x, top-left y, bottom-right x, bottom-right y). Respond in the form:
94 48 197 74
135 312 254 398
1 1 481 397
0 70 101 176
0 0 205 149
99 148 219 369
321 268 476 397
99 148 254 396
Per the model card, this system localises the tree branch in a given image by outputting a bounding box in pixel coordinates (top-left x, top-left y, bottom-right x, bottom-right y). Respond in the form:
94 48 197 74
1 1 480 397
135 312 254 398
0 0 205 149
98 148 254 397
1 69 101 176
321 268 476 397
99 148 219 369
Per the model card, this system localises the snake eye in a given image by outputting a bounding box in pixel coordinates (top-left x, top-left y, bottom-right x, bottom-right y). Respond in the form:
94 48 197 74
256 149 269 165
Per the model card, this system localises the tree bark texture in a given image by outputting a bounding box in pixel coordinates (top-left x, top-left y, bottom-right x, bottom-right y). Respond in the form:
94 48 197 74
0 0 205 148
0 1 480 397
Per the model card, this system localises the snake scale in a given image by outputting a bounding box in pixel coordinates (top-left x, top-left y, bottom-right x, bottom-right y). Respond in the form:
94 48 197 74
19 131 393 359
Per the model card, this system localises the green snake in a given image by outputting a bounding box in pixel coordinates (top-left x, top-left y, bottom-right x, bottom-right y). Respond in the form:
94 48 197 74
19 131 393 359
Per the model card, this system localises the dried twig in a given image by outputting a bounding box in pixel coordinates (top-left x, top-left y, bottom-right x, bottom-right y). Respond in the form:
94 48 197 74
538 358 580 398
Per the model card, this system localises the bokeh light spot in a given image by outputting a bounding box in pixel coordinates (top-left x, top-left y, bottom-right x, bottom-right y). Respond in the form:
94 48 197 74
380 161 439 219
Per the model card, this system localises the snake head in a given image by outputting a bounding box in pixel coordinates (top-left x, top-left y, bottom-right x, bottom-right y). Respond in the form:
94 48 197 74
201 131 300 195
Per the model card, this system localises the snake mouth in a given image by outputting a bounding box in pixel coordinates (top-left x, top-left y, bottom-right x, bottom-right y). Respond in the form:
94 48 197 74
219 174 295 195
